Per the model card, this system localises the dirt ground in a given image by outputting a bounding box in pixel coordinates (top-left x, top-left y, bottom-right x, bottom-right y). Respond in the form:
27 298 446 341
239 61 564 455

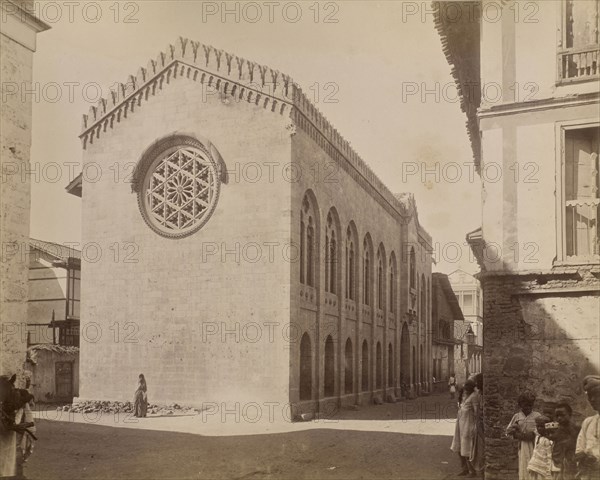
23 393 472 480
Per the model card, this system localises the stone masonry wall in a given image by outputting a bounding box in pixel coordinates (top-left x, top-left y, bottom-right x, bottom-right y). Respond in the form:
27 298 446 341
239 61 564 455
482 266 600 479
78 72 293 409
0 32 33 381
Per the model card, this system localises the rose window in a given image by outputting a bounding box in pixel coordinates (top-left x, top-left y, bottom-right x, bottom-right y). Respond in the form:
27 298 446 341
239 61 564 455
139 145 220 238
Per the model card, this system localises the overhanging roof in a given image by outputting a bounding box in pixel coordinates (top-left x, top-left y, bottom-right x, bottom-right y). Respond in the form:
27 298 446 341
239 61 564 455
433 1 481 171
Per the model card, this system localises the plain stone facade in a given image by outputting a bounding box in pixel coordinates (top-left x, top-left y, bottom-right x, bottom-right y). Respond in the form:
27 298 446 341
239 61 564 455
70 37 434 415
435 1 600 478
0 0 49 382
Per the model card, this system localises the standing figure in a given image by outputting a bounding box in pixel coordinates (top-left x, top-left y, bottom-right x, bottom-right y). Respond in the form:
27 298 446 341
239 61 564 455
449 373 457 400
1 375 32 478
506 392 543 480
527 415 554 480
576 375 600 480
133 374 148 418
546 403 579 480
451 379 479 476
471 373 485 476
15 389 37 473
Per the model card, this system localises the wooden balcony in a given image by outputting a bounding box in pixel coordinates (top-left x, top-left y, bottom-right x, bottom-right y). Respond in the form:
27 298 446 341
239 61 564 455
557 45 600 83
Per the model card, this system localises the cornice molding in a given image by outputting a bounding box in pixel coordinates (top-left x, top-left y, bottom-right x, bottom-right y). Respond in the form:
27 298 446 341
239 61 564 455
478 92 600 120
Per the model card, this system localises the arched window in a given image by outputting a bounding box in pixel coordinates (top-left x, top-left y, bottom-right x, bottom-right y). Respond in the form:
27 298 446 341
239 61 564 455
409 247 416 289
307 218 314 287
377 250 384 310
389 255 397 313
421 275 426 325
420 344 424 382
361 340 369 391
300 219 305 284
324 335 335 397
388 343 394 387
300 195 316 287
325 213 337 295
345 338 353 394
376 342 383 389
412 346 417 383
400 323 410 384
346 227 355 300
363 239 371 306
300 333 312 401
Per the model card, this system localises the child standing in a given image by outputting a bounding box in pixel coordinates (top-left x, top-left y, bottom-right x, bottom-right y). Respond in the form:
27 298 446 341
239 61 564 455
507 392 543 480
528 415 554 480
547 403 580 480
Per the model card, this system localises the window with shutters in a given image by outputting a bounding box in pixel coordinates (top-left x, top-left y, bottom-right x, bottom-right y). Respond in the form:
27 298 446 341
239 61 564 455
556 122 600 261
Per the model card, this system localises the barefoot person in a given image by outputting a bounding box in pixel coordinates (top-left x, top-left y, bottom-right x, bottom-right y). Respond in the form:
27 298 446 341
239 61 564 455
506 391 542 480
133 374 148 418
576 375 600 480
451 379 480 477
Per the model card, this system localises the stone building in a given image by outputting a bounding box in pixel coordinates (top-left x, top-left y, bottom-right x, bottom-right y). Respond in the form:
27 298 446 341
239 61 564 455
448 268 483 378
0 0 49 381
434 0 600 478
431 272 464 392
67 37 434 415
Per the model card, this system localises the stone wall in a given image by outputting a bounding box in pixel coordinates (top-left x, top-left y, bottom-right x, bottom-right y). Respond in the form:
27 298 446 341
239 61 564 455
78 72 293 408
0 31 33 381
481 266 600 479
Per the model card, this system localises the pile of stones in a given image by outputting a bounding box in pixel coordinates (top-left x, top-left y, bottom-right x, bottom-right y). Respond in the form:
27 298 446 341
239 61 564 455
57 400 200 416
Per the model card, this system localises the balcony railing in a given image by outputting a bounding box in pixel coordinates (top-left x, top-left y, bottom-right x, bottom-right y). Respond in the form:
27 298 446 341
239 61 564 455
558 45 600 83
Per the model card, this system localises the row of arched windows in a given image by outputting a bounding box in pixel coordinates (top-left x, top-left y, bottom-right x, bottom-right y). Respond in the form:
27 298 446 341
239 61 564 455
300 194 403 314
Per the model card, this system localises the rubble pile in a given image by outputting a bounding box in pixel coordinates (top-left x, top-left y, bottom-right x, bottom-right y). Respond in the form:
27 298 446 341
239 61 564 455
57 400 200 416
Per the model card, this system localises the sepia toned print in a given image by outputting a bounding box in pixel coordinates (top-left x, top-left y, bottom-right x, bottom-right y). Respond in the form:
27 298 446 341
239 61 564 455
1 1 598 479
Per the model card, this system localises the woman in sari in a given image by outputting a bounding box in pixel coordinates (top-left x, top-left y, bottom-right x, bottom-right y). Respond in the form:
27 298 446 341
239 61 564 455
451 379 480 476
133 374 148 418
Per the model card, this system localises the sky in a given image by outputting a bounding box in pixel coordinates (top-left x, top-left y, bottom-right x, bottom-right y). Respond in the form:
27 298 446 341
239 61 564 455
28 0 482 275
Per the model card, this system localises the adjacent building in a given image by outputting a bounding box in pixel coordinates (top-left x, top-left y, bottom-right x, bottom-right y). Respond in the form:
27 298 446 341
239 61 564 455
435 1 600 478
431 273 464 391
448 268 483 378
25 239 81 402
67 37 434 415
0 0 50 381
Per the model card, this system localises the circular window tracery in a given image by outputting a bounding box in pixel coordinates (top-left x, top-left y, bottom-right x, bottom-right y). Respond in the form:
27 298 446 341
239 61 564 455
138 143 220 238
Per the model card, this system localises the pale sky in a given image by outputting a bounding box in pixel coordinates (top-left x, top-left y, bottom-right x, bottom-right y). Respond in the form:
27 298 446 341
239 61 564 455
29 0 481 275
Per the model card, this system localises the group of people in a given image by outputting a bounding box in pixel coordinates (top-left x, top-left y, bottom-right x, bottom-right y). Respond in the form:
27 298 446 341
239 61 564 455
448 374 600 480
450 372 485 477
0 375 37 479
506 375 600 480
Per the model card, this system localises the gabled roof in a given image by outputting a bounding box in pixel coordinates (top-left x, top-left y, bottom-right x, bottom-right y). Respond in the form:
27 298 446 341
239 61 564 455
77 37 423 223
432 1 481 171
29 238 81 263
433 272 464 320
